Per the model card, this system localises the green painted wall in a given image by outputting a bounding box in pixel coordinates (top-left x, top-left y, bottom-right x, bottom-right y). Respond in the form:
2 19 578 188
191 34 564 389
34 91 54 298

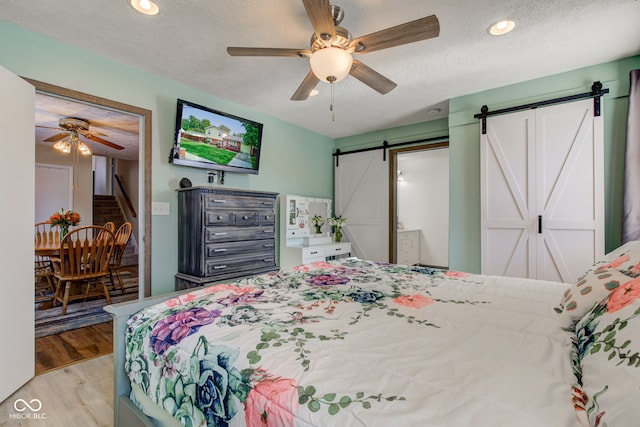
0 20 335 295
338 55 640 274
4 18 638 286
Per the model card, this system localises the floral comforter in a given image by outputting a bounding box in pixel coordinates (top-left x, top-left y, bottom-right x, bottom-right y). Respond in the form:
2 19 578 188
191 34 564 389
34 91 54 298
125 259 582 427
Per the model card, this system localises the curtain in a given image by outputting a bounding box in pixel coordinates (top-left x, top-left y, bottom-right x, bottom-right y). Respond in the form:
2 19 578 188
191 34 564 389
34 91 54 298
622 69 640 243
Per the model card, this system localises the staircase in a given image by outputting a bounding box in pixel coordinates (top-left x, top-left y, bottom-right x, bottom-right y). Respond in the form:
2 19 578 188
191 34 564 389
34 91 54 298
93 195 137 266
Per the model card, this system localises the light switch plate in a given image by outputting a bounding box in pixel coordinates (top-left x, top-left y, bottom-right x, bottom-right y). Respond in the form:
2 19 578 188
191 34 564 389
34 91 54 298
152 202 170 216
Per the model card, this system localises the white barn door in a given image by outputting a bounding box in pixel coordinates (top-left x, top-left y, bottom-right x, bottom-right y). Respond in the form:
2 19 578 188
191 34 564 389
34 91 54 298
0 67 35 402
481 98 603 282
335 151 389 262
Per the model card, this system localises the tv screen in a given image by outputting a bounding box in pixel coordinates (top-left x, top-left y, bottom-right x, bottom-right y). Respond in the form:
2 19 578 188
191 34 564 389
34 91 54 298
170 99 263 174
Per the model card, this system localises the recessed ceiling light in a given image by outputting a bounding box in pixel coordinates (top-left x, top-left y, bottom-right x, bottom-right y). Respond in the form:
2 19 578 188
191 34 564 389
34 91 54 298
130 0 159 15
427 108 442 115
488 19 516 36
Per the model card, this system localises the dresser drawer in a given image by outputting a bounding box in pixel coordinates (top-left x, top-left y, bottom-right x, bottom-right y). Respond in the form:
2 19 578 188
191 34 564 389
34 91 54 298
205 252 277 276
326 242 351 256
206 239 275 258
204 194 275 209
205 211 232 225
205 226 275 243
302 246 325 258
233 210 257 225
258 210 275 224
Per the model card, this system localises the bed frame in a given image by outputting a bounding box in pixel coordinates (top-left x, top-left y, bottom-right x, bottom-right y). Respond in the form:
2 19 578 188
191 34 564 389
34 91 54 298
105 289 191 427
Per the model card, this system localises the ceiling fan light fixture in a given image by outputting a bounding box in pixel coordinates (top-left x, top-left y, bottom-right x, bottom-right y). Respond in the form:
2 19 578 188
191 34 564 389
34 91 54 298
53 139 71 154
130 0 159 16
310 47 353 83
78 142 92 156
488 19 516 36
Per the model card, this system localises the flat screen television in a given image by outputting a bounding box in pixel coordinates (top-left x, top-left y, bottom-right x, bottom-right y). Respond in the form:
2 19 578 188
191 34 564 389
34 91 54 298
170 99 263 174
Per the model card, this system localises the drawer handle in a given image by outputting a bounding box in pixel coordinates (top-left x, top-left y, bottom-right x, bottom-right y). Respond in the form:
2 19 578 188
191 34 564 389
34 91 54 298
263 243 274 248
213 248 228 252
242 215 249 220
335 248 343 251
213 232 228 236
263 258 274 262
264 215 271 220
213 199 227 203
213 265 227 270
217 215 224 220
263 229 272 233
262 202 271 205
310 250 319 255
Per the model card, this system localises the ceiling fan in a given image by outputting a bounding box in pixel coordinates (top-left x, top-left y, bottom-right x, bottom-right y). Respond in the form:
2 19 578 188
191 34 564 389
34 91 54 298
37 117 125 152
227 0 440 101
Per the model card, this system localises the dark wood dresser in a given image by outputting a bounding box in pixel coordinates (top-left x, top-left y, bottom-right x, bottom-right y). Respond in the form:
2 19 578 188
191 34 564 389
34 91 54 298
175 186 279 290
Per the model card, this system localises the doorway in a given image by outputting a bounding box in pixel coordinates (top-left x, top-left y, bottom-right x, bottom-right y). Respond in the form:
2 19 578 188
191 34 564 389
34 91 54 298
27 78 152 296
390 143 449 267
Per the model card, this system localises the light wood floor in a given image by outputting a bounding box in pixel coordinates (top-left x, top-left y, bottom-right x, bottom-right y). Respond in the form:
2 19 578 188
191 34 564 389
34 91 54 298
0 354 113 426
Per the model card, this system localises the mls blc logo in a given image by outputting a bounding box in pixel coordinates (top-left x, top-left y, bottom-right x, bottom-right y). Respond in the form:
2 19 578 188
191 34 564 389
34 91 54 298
10 398 46 420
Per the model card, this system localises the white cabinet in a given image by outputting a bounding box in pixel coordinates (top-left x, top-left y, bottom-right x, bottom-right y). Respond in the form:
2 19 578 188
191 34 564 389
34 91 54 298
397 230 420 265
282 195 351 269
480 98 604 282
302 242 352 264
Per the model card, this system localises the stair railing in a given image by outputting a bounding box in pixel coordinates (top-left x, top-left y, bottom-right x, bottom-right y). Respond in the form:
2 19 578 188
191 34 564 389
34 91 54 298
114 174 137 219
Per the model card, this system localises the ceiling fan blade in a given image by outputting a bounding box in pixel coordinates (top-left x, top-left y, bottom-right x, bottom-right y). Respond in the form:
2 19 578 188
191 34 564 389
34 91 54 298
82 130 108 137
291 70 320 101
43 133 68 142
349 60 397 95
350 15 439 54
227 47 311 58
83 134 125 150
302 0 336 41
36 125 64 130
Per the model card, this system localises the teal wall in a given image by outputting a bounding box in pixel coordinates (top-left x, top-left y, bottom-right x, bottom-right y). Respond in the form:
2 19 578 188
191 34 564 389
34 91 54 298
0 20 335 295
3 18 638 285
338 55 640 274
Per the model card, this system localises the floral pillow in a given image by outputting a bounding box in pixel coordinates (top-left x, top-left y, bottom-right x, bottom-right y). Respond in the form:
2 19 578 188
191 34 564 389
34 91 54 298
573 278 640 426
586 240 640 277
556 268 632 330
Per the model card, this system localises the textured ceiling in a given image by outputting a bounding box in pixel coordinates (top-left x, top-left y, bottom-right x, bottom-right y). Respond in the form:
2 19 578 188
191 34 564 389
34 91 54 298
3 0 640 141
35 93 140 160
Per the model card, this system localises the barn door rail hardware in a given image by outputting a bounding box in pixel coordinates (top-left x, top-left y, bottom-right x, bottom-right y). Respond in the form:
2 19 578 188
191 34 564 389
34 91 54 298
474 81 609 135
333 134 449 167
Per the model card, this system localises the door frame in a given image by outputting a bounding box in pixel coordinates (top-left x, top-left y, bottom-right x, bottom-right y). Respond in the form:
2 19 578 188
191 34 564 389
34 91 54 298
25 78 152 296
389 142 449 263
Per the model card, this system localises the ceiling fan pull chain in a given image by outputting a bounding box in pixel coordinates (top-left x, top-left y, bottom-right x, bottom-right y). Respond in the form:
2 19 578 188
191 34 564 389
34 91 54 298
330 82 335 122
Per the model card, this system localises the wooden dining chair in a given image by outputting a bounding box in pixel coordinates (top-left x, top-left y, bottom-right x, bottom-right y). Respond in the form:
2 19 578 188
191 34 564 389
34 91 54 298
108 222 133 294
34 222 60 302
51 225 115 315
97 221 115 240
35 221 61 248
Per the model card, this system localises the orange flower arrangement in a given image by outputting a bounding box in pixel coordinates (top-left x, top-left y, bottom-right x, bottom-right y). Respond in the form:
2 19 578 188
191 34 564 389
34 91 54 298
48 208 81 237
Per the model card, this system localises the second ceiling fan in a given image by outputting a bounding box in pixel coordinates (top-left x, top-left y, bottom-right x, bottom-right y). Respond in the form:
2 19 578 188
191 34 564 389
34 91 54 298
227 0 440 101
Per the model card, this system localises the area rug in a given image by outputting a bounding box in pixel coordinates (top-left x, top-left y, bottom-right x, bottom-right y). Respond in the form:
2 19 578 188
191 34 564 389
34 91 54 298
35 271 138 338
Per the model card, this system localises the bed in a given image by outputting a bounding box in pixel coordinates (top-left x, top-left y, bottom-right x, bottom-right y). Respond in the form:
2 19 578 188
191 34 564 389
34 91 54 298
105 248 640 427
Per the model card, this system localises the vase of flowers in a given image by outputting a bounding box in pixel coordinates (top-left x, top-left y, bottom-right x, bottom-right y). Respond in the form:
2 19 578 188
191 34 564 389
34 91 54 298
311 215 325 234
328 215 347 242
48 208 81 238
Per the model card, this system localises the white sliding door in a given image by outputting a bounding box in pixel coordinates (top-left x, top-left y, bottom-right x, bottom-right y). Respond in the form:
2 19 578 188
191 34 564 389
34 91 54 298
481 98 604 282
335 151 389 262
0 66 35 403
